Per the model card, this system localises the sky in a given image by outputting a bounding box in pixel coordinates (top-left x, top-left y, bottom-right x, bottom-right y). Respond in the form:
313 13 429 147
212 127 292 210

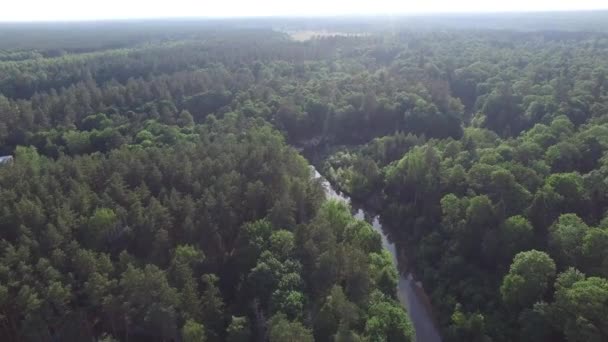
1 0 607 22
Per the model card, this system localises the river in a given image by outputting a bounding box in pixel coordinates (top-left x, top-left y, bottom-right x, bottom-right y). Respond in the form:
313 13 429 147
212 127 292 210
313 167 442 342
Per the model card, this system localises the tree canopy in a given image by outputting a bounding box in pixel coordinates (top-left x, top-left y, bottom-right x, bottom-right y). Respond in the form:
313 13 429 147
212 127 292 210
1 15 608 342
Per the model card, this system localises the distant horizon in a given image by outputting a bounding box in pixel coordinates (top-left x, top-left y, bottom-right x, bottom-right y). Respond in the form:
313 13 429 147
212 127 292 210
2 0 608 23
2 9 608 24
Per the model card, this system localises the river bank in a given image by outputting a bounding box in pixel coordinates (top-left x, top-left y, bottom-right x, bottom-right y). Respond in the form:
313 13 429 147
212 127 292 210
312 167 442 342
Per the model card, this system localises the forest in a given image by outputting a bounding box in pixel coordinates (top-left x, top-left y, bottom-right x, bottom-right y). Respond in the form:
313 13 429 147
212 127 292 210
0 12 608 342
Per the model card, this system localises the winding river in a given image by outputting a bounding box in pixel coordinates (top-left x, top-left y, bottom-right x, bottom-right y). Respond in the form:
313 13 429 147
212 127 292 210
313 168 442 342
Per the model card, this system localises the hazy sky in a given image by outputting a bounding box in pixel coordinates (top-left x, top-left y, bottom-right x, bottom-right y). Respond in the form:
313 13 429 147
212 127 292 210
1 0 607 22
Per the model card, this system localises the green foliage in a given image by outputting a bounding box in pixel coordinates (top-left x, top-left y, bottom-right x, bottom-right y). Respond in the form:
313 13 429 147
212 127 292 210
316 31 608 339
501 250 556 309
549 214 590 266
530 270 608 342
314 286 359 341
582 228 608 276
182 319 206 342
270 230 295 259
449 304 489 342
369 251 398 296
226 316 251 342
2 19 608 342
364 291 414 342
268 314 314 342
495 215 535 263
84 208 117 248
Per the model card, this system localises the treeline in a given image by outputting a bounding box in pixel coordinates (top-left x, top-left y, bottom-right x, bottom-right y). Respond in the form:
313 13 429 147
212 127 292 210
0 29 467 156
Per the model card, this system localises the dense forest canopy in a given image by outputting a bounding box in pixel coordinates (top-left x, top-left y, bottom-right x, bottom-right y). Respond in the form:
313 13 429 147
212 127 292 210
0 13 607 342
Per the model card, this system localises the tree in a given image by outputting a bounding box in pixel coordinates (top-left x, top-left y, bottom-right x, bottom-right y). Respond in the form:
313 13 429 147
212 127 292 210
83 208 117 248
517 303 556 342
460 195 495 256
548 214 589 266
334 326 363 342
182 320 206 342
369 251 398 296
582 228 608 276
247 252 283 305
545 173 589 217
178 110 195 127
440 193 465 233
553 276 608 341
480 85 524 136
314 286 359 342
501 250 556 309
364 291 413 342
118 265 180 339
226 316 251 342
268 314 314 342
499 216 535 263
545 142 580 173
449 304 489 342
271 290 305 319
171 245 204 320
200 274 225 341
270 230 295 260
490 169 531 215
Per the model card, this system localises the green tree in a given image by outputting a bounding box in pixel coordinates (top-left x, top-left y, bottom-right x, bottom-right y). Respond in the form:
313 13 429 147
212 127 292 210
449 304 489 342
501 250 556 308
83 208 117 248
364 291 413 342
182 319 206 342
582 228 608 276
553 276 608 341
226 316 251 342
314 286 359 342
270 230 295 260
268 314 314 342
178 110 195 127
200 274 225 341
549 214 589 266
499 215 535 262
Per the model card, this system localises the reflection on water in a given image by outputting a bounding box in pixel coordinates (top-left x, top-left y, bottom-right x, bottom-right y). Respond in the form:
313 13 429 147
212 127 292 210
313 167 441 342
